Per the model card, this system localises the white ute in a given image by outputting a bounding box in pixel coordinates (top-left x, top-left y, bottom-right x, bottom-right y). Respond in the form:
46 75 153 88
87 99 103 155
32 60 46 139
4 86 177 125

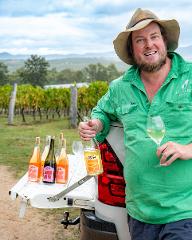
10 122 131 240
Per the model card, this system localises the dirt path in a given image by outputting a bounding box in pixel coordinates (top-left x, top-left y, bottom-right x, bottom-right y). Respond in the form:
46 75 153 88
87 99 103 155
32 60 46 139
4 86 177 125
0 165 79 240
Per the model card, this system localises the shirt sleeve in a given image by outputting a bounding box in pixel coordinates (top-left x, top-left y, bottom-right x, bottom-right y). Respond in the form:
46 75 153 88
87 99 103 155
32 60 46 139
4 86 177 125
91 84 118 142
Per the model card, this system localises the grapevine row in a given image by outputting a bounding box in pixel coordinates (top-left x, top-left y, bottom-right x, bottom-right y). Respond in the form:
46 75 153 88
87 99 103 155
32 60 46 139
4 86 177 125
0 81 108 122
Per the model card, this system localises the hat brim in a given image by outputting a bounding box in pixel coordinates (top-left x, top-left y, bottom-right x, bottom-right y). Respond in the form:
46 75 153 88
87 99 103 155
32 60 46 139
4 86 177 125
113 19 180 65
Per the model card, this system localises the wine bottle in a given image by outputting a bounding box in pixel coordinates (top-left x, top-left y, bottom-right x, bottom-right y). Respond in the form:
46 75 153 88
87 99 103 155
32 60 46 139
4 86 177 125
40 135 51 180
28 137 41 182
43 137 56 184
83 117 103 176
56 134 69 184
84 138 103 176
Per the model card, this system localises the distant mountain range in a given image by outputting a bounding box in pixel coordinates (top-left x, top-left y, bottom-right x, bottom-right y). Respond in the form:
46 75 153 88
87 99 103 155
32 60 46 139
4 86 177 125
0 45 191 60
0 51 127 72
0 45 191 72
0 51 118 60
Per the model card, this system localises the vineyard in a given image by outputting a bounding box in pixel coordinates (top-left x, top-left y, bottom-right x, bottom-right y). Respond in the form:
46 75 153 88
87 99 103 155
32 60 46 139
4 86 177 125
0 81 108 123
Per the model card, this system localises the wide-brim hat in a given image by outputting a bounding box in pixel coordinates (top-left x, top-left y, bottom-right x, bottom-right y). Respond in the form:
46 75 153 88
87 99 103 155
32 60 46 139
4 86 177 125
113 8 180 65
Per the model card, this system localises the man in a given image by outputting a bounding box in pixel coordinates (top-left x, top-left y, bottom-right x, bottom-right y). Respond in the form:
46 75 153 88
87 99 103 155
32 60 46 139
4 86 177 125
79 8 192 240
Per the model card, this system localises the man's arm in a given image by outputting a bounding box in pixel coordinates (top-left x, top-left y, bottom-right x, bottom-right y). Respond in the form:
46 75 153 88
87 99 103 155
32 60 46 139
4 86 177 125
79 81 119 142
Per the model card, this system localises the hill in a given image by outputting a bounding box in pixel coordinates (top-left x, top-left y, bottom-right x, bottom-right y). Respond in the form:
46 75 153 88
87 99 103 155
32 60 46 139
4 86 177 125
0 46 191 73
0 57 128 73
0 52 127 73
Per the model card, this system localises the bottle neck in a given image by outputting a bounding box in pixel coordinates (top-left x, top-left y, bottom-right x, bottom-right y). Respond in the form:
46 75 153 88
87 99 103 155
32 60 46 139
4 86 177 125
46 135 51 146
30 144 41 163
84 138 96 150
50 138 55 150
47 138 55 159
35 137 40 146
59 147 67 158
61 138 66 148
60 146 66 153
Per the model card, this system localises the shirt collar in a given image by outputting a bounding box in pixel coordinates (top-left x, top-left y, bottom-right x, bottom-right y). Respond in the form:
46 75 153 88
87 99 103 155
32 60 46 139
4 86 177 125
122 52 189 86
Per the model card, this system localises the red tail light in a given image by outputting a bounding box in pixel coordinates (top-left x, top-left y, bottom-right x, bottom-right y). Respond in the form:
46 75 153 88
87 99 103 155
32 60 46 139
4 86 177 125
98 140 126 207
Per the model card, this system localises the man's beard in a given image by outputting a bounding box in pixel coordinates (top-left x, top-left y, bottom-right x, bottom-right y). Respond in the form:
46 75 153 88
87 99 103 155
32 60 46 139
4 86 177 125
133 52 167 73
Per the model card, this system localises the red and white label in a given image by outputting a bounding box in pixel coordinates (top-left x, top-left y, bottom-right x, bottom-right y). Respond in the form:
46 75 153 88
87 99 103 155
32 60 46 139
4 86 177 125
56 167 66 181
43 166 55 182
28 165 39 181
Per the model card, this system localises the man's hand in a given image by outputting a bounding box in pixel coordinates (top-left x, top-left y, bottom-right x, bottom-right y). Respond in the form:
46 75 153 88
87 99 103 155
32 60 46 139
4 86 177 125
78 119 102 141
157 142 192 166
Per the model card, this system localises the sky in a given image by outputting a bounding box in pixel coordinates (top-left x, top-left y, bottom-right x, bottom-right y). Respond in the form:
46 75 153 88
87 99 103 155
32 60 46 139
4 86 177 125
0 0 191 56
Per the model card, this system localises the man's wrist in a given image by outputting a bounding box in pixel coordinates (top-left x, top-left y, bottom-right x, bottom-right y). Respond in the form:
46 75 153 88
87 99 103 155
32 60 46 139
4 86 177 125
93 119 103 133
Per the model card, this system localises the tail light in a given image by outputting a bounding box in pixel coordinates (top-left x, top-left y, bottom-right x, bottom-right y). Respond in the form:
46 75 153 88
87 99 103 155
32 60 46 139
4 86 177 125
98 140 126 207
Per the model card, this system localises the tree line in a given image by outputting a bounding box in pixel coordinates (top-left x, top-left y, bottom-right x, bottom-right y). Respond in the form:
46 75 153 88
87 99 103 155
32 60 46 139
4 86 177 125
0 55 123 87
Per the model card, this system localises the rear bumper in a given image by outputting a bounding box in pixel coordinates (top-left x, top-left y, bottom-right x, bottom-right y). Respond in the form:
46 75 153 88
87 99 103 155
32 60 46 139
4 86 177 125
80 209 118 240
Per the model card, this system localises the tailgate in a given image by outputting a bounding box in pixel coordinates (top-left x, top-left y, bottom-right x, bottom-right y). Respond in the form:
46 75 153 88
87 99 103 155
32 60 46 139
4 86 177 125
10 154 96 213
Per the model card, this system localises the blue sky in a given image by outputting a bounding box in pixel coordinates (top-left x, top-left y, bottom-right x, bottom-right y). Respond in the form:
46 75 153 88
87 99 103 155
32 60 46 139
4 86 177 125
0 0 191 55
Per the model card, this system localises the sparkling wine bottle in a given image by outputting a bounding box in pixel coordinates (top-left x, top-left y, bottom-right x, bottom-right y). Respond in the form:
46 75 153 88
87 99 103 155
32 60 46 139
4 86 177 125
43 137 56 184
56 134 69 184
28 137 41 182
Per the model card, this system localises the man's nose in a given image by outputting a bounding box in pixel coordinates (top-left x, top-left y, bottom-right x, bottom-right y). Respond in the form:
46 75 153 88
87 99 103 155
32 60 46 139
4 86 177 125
145 38 153 48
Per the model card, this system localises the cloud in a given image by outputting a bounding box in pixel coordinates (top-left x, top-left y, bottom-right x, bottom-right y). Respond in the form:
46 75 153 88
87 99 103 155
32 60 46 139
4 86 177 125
0 0 191 54
0 0 89 16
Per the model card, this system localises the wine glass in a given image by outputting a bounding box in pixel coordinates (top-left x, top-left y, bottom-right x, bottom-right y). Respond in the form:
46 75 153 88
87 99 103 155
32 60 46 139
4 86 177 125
72 141 84 156
72 141 84 175
147 115 165 147
147 115 165 167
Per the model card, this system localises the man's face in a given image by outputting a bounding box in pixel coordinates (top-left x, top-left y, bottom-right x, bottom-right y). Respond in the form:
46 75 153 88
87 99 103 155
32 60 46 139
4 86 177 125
131 22 167 72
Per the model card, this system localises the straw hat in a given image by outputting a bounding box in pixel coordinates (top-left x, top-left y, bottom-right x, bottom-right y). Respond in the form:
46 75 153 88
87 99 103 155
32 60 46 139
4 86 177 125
113 8 180 65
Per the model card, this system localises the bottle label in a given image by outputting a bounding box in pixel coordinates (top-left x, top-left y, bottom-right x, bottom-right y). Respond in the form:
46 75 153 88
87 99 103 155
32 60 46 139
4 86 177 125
43 166 55 182
56 167 66 183
84 149 103 175
28 165 39 181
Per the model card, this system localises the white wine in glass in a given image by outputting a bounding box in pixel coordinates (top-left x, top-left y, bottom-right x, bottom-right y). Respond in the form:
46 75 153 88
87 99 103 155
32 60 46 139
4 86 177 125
147 115 165 147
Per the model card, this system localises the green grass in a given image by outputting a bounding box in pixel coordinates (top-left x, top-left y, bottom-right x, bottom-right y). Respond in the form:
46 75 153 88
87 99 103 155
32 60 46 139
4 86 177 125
0 115 81 178
0 115 81 239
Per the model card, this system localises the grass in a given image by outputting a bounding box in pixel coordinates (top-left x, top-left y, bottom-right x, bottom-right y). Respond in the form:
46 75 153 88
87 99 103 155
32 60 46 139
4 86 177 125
0 115 81 177
0 115 81 239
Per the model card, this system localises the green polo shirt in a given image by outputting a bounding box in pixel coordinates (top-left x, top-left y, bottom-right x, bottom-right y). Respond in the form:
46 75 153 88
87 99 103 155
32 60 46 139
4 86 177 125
91 52 192 224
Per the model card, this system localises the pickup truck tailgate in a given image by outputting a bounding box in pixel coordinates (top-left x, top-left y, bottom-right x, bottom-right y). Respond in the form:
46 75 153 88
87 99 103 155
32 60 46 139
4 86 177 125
10 154 96 212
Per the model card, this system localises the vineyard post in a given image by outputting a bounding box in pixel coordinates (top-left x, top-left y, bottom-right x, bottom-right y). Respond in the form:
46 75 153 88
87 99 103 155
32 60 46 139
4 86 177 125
70 85 77 128
8 83 17 125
